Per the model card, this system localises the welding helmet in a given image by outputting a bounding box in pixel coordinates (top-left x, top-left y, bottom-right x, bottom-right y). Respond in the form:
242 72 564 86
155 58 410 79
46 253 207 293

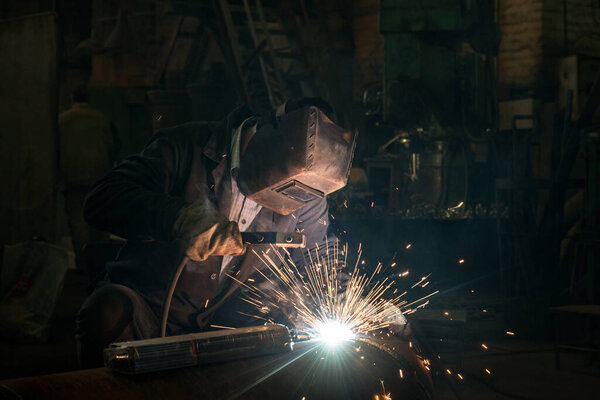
238 104 357 215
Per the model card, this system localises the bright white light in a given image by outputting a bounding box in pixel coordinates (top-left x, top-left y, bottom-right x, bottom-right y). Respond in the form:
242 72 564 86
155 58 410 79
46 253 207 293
314 320 355 346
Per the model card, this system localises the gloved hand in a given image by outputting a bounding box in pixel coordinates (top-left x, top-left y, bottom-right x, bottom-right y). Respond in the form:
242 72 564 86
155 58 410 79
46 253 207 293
172 200 245 262
383 302 411 337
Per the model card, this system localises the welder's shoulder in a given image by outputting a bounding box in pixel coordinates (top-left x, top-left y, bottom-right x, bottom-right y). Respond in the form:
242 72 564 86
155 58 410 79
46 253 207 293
58 106 110 127
149 121 218 148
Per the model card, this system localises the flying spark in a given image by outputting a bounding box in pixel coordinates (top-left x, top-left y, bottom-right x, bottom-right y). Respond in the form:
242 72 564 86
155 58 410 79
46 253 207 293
236 240 436 345
379 380 392 400
449 201 464 209
209 324 235 330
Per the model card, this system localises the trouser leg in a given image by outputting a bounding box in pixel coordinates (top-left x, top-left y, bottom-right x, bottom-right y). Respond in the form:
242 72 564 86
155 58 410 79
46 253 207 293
64 188 91 273
75 283 159 369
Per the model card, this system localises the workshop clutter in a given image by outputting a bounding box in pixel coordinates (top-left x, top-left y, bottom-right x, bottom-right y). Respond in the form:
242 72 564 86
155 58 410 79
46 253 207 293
0 239 69 341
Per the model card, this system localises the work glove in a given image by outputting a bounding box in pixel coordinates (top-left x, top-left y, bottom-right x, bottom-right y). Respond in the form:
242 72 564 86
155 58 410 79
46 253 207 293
383 302 411 338
172 200 245 262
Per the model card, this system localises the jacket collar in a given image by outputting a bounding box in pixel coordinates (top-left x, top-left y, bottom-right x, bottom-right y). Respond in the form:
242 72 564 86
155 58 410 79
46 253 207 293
202 126 229 163
201 105 256 219
203 104 256 163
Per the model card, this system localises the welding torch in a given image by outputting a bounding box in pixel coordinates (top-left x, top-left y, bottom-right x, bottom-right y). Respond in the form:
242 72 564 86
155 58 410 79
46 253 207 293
160 232 306 337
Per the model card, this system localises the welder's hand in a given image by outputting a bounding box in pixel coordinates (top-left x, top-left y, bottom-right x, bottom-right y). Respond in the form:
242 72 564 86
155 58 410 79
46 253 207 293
384 302 411 337
172 200 245 262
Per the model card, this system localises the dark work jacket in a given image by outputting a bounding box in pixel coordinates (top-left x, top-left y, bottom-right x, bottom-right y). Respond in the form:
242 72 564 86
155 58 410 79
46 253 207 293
84 111 329 333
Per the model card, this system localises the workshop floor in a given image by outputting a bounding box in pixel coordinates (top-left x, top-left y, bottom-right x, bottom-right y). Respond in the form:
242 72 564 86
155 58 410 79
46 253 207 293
434 340 600 400
1 271 599 400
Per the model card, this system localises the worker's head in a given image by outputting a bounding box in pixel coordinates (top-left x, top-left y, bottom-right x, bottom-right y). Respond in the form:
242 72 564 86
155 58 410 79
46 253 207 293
237 102 357 215
71 84 89 105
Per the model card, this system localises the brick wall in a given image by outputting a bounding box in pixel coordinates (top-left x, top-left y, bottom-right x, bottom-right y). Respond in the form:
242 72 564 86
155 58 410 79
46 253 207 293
544 0 600 58
352 0 383 99
498 0 600 99
350 0 600 101
498 0 546 96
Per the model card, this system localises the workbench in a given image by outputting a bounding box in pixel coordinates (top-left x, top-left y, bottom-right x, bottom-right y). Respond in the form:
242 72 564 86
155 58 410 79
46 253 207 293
551 304 600 369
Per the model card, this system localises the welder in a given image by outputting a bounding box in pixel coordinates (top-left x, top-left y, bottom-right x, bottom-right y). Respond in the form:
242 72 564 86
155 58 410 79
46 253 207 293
76 98 356 368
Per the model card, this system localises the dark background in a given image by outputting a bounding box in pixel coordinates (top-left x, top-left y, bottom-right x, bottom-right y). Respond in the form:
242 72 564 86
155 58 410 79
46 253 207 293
1 1 599 398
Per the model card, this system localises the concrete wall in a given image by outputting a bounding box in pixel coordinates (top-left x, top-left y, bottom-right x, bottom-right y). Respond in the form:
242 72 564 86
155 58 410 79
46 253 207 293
0 12 58 248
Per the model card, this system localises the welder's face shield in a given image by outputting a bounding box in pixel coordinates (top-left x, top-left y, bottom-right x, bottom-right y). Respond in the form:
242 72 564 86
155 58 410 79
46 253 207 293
238 106 357 215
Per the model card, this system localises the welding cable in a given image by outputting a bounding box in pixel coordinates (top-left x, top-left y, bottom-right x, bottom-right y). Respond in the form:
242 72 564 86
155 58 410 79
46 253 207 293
460 79 486 143
160 255 190 337
460 144 469 208
436 141 451 208
437 142 469 209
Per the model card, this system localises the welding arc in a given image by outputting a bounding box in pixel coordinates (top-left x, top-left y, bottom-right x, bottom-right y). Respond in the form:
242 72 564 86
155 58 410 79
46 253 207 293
160 255 190 337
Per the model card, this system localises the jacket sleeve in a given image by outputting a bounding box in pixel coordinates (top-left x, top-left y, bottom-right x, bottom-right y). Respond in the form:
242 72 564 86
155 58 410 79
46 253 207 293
289 197 330 264
290 198 349 288
83 130 189 241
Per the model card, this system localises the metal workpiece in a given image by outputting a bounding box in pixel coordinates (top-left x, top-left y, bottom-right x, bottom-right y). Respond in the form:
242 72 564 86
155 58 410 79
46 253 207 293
0 335 433 400
105 325 293 375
